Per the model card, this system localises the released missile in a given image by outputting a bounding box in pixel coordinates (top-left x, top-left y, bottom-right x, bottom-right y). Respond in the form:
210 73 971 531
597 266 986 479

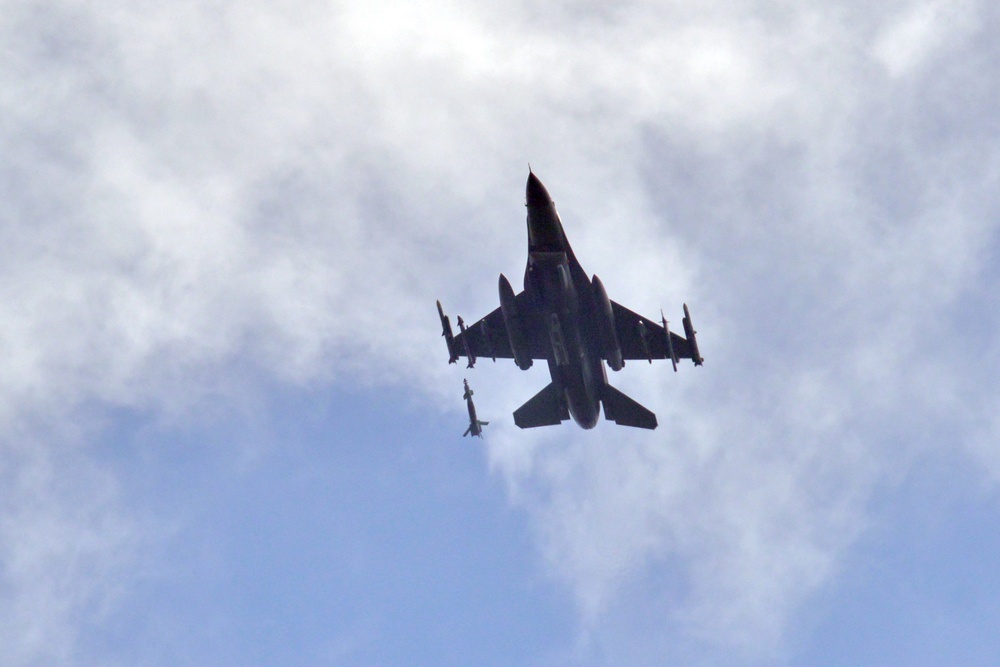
463 379 489 438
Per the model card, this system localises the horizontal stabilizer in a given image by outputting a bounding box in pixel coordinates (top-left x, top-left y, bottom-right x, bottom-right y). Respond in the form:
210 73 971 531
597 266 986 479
602 384 658 430
513 382 569 429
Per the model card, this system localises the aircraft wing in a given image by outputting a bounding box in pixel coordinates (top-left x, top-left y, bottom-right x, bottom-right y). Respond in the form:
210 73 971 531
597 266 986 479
452 293 548 363
611 301 696 361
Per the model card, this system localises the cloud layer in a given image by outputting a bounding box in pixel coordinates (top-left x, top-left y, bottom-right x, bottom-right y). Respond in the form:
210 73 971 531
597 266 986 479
2 0 999 664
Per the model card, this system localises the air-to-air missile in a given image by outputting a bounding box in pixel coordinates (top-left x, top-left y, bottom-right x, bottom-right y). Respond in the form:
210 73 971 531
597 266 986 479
462 379 488 438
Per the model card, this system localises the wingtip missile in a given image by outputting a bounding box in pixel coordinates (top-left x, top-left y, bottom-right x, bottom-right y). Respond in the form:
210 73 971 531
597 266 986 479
681 303 704 366
437 300 459 364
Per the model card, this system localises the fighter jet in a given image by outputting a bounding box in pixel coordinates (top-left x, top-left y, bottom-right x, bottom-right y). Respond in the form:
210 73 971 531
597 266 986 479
462 379 489 438
437 171 703 430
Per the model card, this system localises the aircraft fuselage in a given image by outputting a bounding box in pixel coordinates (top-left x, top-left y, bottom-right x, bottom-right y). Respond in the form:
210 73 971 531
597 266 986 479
522 173 606 429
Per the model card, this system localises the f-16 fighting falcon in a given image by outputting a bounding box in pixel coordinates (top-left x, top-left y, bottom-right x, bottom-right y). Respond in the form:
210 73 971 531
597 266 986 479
462 379 489 438
437 171 703 430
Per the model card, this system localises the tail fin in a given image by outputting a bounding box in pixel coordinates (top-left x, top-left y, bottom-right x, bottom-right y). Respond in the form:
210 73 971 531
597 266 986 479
513 382 569 429
464 421 489 438
602 384 658 429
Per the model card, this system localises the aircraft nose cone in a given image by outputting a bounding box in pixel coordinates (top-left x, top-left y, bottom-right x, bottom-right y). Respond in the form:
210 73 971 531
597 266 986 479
526 171 551 207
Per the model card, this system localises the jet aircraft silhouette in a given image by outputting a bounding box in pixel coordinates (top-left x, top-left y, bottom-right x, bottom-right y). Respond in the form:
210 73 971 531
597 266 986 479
437 171 702 430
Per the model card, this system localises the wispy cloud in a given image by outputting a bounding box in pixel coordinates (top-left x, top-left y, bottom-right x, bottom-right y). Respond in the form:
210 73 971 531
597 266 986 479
0 431 138 666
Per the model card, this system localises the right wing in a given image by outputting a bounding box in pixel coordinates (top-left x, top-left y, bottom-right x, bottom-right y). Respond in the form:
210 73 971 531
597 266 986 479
611 301 697 362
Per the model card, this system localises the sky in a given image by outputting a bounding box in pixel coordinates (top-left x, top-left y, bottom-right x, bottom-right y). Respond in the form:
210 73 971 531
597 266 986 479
2 0 1000 665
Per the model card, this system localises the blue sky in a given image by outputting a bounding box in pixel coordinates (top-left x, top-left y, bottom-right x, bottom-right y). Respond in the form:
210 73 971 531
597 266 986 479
3 0 1000 665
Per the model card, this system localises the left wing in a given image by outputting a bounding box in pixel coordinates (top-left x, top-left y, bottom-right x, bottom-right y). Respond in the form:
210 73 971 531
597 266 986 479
453 306 514 361
442 292 548 367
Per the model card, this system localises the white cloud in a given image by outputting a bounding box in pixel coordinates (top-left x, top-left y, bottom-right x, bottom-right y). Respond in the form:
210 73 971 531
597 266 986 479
873 0 980 77
0 433 138 666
